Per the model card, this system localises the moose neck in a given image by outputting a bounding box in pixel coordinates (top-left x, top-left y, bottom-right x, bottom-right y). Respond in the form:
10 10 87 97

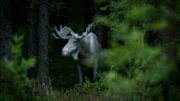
79 37 91 57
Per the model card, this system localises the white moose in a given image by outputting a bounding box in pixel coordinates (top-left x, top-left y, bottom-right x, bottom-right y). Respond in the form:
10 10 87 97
53 24 101 83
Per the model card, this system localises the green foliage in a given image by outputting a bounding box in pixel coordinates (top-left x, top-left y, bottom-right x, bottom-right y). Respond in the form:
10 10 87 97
49 2 65 11
95 0 180 100
96 0 108 4
0 34 36 101
49 49 78 89
29 0 39 8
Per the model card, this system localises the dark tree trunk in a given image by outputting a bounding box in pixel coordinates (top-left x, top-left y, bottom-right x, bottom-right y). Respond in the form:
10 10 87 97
0 0 12 60
27 7 38 59
84 0 94 26
94 1 110 48
162 22 177 101
37 0 52 95
27 5 38 78
162 3 179 101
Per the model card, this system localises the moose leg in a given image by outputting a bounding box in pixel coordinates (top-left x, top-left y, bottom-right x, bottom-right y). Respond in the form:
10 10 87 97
77 63 83 83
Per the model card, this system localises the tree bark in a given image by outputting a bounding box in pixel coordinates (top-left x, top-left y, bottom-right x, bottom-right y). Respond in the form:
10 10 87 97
94 1 110 48
27 5 38 79
84 0 94 26
37 0 52 95
0 0 12 60
27 7 38 59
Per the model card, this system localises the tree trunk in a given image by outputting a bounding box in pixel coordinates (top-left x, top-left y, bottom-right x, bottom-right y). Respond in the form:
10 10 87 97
27 7 38 59
94 1 110 48
27 5 38 79
162 22 177 101
37 0 52 95
0 0 12 60
162 3 179 100
84 0 94 26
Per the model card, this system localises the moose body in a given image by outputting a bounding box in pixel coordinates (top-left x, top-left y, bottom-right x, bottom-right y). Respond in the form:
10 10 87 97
53 24 101 82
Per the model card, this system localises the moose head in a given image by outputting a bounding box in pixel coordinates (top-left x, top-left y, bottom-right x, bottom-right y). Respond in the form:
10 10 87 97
52 24 95 60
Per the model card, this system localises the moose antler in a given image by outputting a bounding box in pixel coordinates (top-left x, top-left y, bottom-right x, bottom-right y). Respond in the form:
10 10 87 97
70 31 83 39
53 25 72 39
82 23 95 36
86 23 95 33
53 25 84 39
53 23 95 39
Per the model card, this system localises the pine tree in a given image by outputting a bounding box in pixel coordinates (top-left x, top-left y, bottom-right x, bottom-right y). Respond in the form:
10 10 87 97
37 0 52 95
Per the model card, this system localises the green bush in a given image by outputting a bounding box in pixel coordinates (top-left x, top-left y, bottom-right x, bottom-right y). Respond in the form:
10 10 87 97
95 0 180 100
0 34 36 101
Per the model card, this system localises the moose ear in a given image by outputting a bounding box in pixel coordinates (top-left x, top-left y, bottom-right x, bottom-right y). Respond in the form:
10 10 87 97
71 49 80 60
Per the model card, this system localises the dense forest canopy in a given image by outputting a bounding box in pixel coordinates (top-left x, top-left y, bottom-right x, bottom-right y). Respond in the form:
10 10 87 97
0 0 180 101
